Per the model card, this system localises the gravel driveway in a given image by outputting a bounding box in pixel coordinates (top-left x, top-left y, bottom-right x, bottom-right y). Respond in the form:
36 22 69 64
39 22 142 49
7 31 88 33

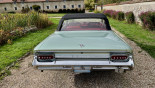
0 29 155 88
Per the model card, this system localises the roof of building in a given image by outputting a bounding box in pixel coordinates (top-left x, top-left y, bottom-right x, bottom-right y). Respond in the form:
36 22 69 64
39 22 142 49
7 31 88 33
0 0 62 3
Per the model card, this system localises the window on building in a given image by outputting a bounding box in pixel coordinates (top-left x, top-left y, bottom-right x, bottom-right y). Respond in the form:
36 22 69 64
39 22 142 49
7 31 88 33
47 6 50 9
78 5 81 8
14 7 17 10
22 7 24 10
55 5 57 9
30 7 32 10
71 5 74 8
63 5 66 9
4 7 7 11
21 1 24 4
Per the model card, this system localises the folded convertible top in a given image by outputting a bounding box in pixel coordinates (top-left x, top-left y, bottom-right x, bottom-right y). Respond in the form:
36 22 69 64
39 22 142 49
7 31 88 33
62 13 107 19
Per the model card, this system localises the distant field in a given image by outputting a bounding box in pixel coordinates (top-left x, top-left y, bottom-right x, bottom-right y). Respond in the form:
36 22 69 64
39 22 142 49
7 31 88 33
108 17 155 58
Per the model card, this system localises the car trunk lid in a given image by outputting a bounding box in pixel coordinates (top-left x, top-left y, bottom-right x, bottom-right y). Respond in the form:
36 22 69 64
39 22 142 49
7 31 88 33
34 31 131 52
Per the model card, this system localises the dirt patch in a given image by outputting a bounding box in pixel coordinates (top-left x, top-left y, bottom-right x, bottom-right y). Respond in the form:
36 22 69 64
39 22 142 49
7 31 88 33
0 29 155 88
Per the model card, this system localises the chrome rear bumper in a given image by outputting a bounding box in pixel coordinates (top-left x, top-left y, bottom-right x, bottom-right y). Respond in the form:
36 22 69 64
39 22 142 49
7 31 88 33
37 66 130 73
32 58 134 73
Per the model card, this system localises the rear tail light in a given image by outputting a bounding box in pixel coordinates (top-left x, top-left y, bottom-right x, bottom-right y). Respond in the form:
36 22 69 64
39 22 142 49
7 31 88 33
111 56 128 60
37 55 55 62
38 56 54 59
35 52 55 62
110 53 131 62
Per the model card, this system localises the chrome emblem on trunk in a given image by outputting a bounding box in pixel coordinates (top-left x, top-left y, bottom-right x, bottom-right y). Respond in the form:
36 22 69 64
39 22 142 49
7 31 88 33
79 44 85 48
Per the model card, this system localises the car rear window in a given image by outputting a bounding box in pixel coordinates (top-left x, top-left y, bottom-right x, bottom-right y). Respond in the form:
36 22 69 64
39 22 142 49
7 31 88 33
61 18 108 31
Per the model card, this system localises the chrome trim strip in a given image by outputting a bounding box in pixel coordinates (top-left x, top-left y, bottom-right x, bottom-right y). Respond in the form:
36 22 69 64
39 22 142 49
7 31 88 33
56 58 109 61
34 50 131 53
32 58 134 66
38 67 72 70
55 54 110 58
93 67 129 70
38 66 130 70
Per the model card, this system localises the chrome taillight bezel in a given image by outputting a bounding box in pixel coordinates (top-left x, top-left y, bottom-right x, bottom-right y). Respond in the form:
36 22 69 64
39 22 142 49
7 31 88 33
35 52 55 62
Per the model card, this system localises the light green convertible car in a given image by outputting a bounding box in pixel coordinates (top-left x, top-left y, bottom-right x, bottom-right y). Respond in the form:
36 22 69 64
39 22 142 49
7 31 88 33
32 13 134 73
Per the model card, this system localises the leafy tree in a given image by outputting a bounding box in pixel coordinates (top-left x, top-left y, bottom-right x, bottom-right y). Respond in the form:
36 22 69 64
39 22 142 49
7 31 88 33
85 0 95 10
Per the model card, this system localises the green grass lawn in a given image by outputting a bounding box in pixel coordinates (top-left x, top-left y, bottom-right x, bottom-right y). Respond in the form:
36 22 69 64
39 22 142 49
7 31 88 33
0 18 60 73
108 18 155 58
47 13 67 17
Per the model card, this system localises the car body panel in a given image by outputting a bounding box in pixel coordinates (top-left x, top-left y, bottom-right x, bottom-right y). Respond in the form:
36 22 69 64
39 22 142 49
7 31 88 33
34 31 132 52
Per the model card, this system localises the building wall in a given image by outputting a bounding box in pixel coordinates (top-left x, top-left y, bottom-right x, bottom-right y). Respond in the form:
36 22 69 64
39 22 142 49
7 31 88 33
97 2 155 23
0 1 84 13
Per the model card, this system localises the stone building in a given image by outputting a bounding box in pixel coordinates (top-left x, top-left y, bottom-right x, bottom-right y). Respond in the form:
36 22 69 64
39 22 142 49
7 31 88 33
0 0 84 13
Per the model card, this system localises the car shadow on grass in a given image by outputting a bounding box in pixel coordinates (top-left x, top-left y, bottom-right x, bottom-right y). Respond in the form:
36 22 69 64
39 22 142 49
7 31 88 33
74 71 130 88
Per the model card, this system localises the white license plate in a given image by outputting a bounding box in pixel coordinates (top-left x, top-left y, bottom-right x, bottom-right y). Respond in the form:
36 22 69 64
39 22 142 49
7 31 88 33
74 70 91 73
74 66 91 70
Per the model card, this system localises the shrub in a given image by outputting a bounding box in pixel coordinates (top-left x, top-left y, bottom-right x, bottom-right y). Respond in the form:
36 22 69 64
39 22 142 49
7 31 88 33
0 11 52 45
139 11 155 30
58 9 63 13
111 11 118 19
116 11 125 21
103 10 124 21
32 5 41 11
94 10 101 13
125 12 135 24
75 8 78 13
29 11 52 28
103 10 114 17
89 10 93 12
83 9 85 13
97 0 128 5
21 5 30 13
62 9 67 13
67 9 71 13
103 10 117 19
78 9 85 13
7 11 16 14
70 9 75 13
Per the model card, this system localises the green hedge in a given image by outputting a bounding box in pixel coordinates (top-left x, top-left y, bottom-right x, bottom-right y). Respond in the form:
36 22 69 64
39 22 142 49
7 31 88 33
103 10 125 21
116 11 124 21
125 12 135 24
139 11 155 30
